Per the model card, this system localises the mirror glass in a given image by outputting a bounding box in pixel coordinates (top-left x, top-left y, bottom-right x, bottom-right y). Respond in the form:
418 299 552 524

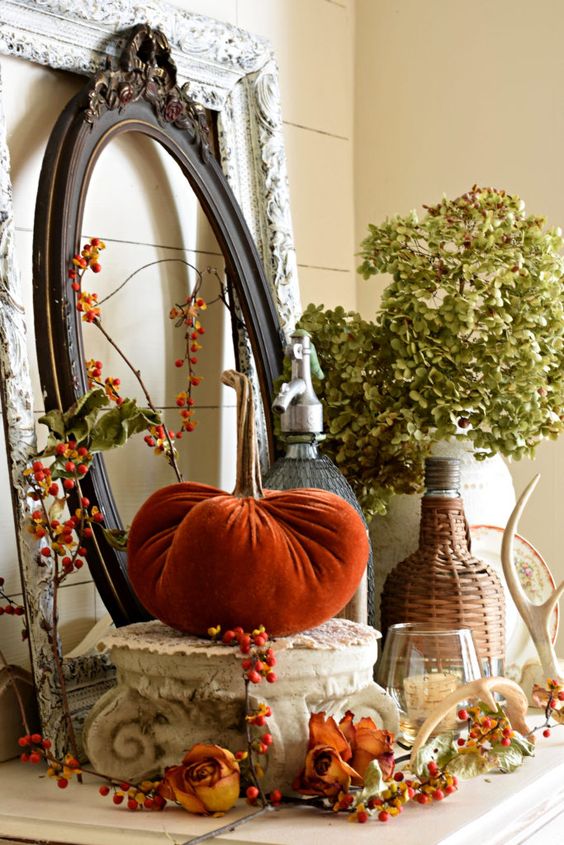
80 133 238 526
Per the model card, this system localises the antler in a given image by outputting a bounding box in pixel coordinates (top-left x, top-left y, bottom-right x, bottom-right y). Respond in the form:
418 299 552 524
410 676 530 763
501 475 564 682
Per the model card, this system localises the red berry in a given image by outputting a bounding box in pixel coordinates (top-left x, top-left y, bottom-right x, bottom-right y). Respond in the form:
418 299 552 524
81 498 90 508
71 281 80 292
152 795 166 810
407 787 416 799
269 789 282 804
65 461 76 473
457 737 465 746
433 789 445 801
262 733 273 746
266 672 277 683
18 736 29 747
143 797 154 809
40 547 51 557
258 743 268 754
41 738 52 749
63 479 75 490
445 784 456 795
127 799 138 811
20 752 30 762
451 776 458 786
174 358 184 368
119 782 130 791
32 461 43 472
457 709 469 721
417 794 429 804
75 559 84 569
558 691 564 701
57 778 69 789
543 728 551 738
77 464 88 475
91 238 100 247
247 670 261 684
31 733 42 744
239 635 251 653
91 262 102 273
48 484 59 495
222 630 235 644
377 811 389 822
99 785 110 796
254 715 266 727
113 793 124 805
246 786 259 801
241 659 252 671
427 761 438 775
501 737 511 746
394 771 404 781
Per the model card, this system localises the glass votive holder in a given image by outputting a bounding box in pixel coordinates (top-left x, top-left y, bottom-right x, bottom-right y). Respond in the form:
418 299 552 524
377 623 482 746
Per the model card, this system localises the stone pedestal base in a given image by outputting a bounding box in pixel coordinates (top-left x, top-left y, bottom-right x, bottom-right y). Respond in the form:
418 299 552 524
83 618 398 793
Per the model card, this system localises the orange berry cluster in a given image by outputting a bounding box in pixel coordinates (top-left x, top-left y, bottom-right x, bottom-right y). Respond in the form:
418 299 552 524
144 423 178 453
539 678 564 737
98 778 167 812
409 762 458 807
456 706 514 749
170 295 206 438
0 576 25 618
87 360 124 406
209 625 278 685
24 447 103 579
18 733 52 764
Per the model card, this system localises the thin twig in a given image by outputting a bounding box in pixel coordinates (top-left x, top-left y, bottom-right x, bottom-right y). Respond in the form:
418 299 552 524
93 318 182 483
0 649 30 736
180 805 272 845
98 257 204 305
244 679 268 807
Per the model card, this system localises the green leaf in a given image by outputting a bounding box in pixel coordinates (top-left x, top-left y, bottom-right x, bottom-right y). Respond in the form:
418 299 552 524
445 750 494 779
89 400 161 452
353 760 386 808
38 409 65 437
102 527 129 550
510 732 535 758
412 732 457 779
490 743 523 774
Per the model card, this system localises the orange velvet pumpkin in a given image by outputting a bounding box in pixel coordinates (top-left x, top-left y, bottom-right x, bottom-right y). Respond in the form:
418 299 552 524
128 371 368 637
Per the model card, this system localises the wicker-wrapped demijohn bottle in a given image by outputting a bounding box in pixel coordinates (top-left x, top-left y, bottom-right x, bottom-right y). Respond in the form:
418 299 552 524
380 457 505 675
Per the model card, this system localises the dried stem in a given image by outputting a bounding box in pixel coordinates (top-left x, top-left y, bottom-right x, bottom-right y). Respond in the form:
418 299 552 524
181 805 272 845
244 679 268 807
93 318 182 483
0 649 30 736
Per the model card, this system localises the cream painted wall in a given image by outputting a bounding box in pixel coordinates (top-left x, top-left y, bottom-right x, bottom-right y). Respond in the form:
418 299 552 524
0 0 356 668
355 0 564 649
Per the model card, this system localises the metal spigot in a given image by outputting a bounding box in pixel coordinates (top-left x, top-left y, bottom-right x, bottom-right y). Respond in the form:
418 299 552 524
272 331 323 435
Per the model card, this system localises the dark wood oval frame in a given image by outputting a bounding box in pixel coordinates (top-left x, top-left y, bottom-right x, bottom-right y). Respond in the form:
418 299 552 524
32 26 284 626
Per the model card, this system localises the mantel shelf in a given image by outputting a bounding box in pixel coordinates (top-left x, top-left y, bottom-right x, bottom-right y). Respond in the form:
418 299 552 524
0 722 563 845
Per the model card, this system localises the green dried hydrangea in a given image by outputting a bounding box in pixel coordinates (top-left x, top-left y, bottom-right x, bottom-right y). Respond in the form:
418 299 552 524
296 187 564 518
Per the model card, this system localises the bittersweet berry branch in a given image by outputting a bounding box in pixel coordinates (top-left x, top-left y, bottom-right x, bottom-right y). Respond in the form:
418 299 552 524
92 317 182 483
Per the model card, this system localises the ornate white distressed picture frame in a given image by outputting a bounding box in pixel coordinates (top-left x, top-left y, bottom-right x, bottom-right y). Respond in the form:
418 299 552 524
0 0 301 752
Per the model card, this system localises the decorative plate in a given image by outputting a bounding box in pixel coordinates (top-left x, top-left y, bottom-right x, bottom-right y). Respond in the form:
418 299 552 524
470 524 559 681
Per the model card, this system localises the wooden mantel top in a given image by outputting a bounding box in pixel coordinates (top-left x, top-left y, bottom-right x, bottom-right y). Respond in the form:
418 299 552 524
0 720 563 845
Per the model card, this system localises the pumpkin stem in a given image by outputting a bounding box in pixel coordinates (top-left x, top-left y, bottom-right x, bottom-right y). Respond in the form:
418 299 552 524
221 369 264 499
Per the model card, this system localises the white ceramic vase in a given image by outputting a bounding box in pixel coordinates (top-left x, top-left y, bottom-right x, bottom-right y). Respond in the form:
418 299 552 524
370 439 516 630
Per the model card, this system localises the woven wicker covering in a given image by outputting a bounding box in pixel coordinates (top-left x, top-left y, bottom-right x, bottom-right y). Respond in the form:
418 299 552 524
380 496 505 669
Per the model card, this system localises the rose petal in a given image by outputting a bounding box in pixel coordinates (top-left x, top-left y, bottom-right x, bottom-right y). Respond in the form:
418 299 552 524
308 713 352 761
194 772 240 813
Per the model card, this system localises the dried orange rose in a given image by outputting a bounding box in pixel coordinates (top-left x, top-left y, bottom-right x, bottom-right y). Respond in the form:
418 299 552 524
292 745 359 798
292 712 359 798
158 743 240 815
339 711 395 781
